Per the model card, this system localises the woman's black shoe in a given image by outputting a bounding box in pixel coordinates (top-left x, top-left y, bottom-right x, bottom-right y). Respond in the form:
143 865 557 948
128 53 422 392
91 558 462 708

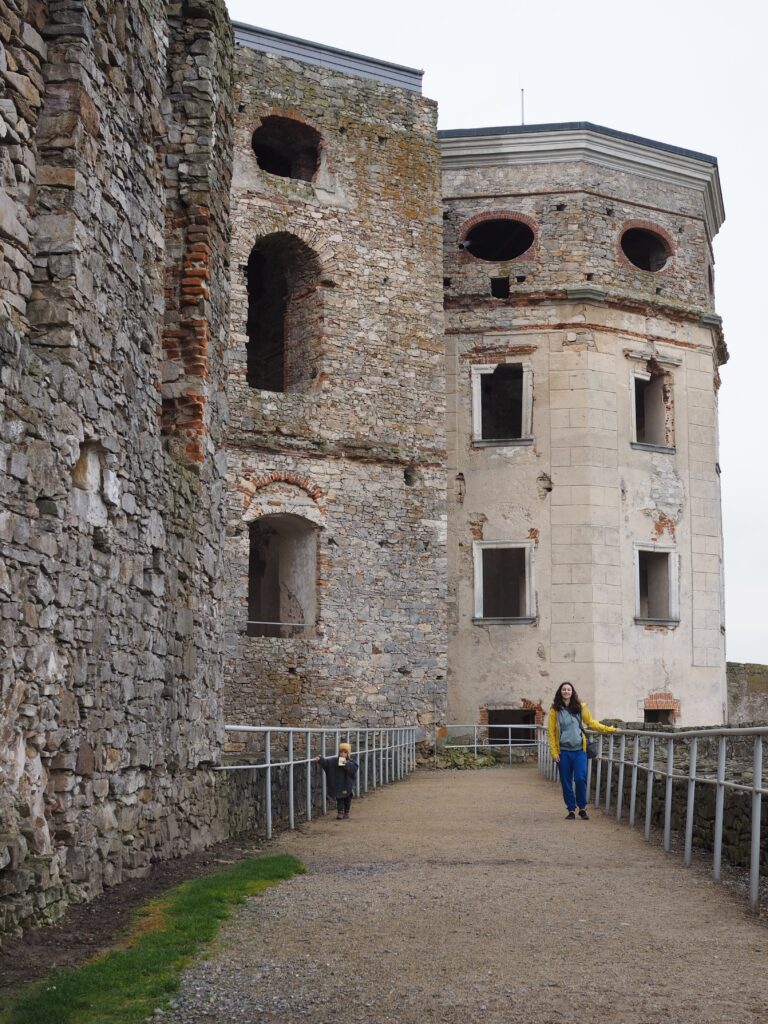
565 811 576 820
578 809 589 820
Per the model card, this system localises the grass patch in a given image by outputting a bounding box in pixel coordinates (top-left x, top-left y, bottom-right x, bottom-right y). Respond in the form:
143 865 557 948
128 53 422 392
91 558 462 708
1 854 304 1024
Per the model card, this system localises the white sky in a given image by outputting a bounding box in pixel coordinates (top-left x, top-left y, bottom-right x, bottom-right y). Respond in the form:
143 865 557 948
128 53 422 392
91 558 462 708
226 0 768 663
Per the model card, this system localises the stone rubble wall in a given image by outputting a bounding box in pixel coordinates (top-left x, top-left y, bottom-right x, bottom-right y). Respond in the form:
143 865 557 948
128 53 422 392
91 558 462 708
0 0 233 941
224 48 447 736
727 663 768 724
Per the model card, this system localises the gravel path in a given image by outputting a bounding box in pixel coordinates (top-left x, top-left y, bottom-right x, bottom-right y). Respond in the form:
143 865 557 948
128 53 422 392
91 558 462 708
160 766 767 1024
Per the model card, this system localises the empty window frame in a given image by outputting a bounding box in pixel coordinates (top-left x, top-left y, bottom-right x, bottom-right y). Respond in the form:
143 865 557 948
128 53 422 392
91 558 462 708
471 362 533 444
247 515 318 638
643 708 673 725
634 546 679 623
251 116 321 181
473 541 536 622
487 708 536 745
631 364 673 449
246 233 322 393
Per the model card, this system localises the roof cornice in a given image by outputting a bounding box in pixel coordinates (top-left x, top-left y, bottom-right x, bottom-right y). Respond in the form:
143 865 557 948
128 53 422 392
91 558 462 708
439 123 725 240
233 22 424 93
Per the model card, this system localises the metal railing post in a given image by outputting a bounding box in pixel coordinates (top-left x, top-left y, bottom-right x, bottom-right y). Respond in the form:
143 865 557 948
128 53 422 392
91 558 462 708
663 737 674 852
372 729 378 789
749 736 763 914
321 731 327 815
605 734 615 813
684 737 697 866
594 735 604 808
288 729 295 830
713 736 726 880
644 736 655 842
616 733 626 820
306 730 312 822
356 729 361 798
265 730 272 840
629 735 639 827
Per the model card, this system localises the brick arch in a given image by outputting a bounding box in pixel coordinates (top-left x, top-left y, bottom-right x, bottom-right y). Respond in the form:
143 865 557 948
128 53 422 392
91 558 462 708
644 691 681 719
617 219 676 274
247 219 341 285
457 209 539 263
237 471 328 526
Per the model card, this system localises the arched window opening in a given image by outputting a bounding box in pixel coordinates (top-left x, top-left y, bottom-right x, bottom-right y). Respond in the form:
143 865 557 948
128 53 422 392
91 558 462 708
461 218 534 262
247 515 318 638
251 116 321 182
246 233 322 393
621 228 670 272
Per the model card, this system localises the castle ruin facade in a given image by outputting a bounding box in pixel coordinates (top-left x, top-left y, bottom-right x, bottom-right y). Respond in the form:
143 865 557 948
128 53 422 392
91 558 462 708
0 3 728 939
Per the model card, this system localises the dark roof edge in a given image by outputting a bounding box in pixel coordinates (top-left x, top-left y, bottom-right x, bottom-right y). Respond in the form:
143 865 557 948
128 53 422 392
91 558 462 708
438 122 718 166
233 22 424 92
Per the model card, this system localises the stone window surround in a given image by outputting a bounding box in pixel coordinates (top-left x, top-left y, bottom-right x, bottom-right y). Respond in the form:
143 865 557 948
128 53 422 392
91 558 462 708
633 542 680 626
470 361 534 446
472 539 537 624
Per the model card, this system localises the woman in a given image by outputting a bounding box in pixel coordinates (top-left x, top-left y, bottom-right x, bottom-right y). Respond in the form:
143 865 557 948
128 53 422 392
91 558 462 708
547 681 617 820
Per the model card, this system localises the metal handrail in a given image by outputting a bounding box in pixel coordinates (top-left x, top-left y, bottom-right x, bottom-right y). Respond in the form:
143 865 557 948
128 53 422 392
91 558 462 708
537 724 767 913
217 725 418 838
445 723 537 763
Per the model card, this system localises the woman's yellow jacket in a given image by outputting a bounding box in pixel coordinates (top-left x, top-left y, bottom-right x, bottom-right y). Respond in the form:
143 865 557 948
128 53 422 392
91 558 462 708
547 705 617 759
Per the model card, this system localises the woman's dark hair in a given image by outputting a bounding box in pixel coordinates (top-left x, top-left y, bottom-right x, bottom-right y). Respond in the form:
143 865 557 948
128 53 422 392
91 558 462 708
552 681 582 715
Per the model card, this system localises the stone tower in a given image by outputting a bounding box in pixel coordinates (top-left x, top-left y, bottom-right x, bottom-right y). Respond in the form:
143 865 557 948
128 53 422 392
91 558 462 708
222 27 447 732
441 123 727 727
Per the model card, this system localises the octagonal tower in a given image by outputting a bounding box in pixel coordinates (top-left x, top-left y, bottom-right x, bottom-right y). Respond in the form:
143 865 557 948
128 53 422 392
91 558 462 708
441 122 727 727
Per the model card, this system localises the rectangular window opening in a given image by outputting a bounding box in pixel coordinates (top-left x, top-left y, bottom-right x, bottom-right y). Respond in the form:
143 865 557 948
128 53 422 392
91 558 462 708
637 550 671 620
482 546 527 618
633 369 671 447
487 708 535 745
644 708 673 725
480 363 524 441
490 276 510 298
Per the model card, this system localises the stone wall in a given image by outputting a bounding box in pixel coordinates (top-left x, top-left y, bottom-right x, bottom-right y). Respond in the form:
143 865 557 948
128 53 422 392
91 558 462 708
223 46 447 736
727 663 768 724
0 0 233 940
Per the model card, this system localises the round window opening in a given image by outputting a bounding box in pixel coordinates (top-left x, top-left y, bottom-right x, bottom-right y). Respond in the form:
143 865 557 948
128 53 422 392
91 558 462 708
620 228 670 272
462 218 535 262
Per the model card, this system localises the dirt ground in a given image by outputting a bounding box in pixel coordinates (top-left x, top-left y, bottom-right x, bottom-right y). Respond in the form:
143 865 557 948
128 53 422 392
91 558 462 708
3 765 767 1023
158 765 768 1024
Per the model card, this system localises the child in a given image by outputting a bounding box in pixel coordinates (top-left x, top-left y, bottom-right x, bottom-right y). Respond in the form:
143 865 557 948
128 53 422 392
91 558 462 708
315 742 358 819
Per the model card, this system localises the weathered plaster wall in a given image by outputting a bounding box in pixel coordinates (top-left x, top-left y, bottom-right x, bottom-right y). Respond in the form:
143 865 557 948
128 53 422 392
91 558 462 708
223 47 447 735
444 148 726 727
0 0 233 939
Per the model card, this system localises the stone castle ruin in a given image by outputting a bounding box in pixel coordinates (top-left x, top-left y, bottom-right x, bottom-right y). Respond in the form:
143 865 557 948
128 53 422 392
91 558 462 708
0 2 728 937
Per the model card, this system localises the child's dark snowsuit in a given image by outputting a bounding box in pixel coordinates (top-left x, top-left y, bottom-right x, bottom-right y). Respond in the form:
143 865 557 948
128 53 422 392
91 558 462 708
318 753 358 817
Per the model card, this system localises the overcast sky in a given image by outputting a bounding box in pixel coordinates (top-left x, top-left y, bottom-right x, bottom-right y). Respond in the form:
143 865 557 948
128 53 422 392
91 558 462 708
225 0 768 664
